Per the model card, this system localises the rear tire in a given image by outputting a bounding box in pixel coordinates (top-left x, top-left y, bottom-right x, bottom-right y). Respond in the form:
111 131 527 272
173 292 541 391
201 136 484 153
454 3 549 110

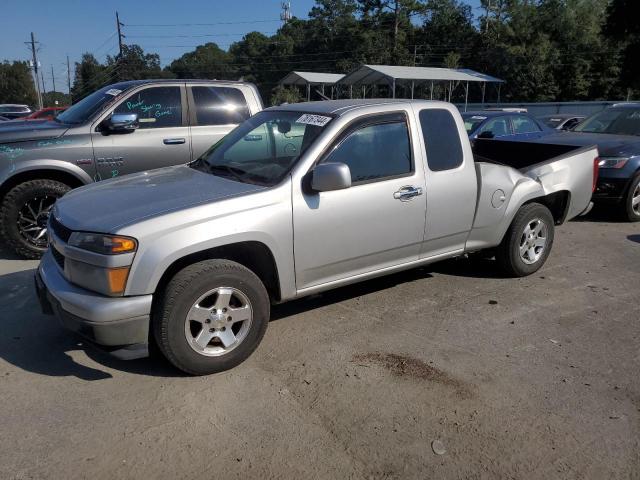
623 175 640 222
153 259 270 375
496 202 555 277
0 179 71 259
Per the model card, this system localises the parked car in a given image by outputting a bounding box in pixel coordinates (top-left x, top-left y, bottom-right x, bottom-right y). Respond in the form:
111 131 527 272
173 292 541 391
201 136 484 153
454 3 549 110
25 106 67 120
0 79 263 258
36 99 598 374
537 113 585 131
461 110 553 143
0 116 10 122
527 103 640 221
0 104 32 119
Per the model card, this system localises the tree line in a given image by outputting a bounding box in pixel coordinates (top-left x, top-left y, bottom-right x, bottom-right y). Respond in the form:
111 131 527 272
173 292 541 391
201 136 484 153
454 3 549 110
1 0 638 107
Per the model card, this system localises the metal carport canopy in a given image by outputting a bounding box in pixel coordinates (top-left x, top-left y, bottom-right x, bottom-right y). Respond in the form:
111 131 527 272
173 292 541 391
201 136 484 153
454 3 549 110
279 71 346 86
338 65 503 85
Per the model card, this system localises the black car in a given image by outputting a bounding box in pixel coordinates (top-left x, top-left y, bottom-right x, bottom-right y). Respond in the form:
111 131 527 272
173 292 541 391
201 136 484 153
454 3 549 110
537 113 585 131
528 104 640 221
0 104 32 119
461 110 553 143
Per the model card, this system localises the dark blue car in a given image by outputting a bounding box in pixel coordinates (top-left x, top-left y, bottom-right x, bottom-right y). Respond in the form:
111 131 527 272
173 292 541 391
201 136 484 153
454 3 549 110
461 110 553 142
514 104 640 221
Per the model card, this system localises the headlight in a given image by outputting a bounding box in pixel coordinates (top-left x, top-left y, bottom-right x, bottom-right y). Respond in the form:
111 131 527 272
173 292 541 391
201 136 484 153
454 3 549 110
598 157 629 169
68 232 137 255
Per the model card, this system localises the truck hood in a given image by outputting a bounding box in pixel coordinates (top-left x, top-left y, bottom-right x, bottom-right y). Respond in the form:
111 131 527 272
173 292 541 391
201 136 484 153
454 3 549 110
54 165 267 232
0 119 69 143
534 132 640 157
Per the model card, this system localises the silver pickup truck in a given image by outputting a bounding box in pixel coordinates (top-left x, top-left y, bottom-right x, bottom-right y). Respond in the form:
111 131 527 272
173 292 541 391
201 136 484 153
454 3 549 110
35 99 598 375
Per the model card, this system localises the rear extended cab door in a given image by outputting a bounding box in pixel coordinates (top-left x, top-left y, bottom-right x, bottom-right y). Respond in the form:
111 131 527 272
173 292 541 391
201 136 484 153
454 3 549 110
413 104 478 258
186 83 264 161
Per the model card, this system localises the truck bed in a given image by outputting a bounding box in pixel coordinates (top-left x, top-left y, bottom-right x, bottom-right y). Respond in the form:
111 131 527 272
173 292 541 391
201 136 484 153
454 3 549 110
472 139 586 171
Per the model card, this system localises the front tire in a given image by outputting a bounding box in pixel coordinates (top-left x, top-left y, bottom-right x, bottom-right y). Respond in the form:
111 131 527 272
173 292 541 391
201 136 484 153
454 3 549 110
496 203 555 277
153 259 270 375
623 175 640 222
0 179 71 259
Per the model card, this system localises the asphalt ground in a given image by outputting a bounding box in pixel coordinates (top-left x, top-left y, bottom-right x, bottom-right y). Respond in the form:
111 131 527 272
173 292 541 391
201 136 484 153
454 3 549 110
1 209 639 479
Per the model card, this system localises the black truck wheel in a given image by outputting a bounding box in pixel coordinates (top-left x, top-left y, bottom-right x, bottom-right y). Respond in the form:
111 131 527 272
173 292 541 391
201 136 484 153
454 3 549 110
623 175 640 222
153 259 270 375
496 202 555 277
0 179 71 259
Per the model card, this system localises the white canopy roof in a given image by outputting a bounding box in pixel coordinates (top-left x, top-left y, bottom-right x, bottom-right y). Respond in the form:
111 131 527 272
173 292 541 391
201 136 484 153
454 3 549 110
339 65 504 85
280 71 346 86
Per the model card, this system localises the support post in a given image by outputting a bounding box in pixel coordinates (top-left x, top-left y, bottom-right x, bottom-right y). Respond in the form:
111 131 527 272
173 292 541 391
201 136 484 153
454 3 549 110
411 81 414 99
307 83 310 101
392 78 396 98
481 82 486 104
430 81 434 100
350 84 353 99
497 83 501 103
464 81 469 112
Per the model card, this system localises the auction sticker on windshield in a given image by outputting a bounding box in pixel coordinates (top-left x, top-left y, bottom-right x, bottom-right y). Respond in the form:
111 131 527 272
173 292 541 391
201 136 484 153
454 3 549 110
105 89 123 96
296 114 331 127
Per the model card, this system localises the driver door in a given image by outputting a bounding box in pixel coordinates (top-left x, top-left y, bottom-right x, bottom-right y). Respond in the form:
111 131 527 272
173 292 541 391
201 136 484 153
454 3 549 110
292 112 426 290
91 84 190 180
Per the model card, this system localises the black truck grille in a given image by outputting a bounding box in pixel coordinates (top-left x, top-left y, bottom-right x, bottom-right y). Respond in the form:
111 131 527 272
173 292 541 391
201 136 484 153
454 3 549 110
51 247 65 270
49 216 72 242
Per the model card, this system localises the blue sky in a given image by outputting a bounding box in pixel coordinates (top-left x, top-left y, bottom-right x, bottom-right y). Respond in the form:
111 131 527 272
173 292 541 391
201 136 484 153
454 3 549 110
2 0 482 93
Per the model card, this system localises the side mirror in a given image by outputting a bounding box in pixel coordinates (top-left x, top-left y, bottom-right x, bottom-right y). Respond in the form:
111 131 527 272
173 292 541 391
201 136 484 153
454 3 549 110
477 131 495 139
104 113 139 133
311 163 351 192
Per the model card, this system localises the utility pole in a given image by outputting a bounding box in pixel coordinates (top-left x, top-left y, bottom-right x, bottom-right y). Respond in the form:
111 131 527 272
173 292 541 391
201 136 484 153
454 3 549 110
66 55 72 102
116 11 125 58
40 69 46 98
51 65 56 93
26 32 43 110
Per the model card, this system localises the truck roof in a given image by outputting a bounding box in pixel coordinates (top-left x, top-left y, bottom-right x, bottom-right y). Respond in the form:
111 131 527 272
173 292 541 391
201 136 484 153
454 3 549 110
266 99 450 116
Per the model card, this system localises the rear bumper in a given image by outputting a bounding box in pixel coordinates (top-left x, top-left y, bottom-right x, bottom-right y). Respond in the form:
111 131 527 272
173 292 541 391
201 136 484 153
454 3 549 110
36 250 153 360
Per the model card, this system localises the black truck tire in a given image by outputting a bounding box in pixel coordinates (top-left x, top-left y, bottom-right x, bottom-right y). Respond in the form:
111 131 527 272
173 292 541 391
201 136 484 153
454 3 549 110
153 259 270 375
0 179 70 259
496 202 555 277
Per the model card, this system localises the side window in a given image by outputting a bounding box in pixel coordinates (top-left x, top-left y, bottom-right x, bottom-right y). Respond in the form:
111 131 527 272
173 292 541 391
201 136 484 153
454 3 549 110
323 120 412 183
419 109 464 171
114 86 182 129
511 115 541 134
479 117 510 137
191 86 251 125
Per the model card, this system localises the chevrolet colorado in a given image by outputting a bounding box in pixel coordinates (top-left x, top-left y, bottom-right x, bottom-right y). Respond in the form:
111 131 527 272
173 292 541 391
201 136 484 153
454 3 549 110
36 99 598 375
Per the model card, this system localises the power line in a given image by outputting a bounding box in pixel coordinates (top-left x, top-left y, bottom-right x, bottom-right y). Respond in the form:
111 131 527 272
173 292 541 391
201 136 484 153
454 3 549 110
125 19 283 27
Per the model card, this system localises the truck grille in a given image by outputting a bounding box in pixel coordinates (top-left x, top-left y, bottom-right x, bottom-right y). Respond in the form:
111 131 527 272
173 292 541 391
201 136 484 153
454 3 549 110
49 216 72 242
51 247 65 270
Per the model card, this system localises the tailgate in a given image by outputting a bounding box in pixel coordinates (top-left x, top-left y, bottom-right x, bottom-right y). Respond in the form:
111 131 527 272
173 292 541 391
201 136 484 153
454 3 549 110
521 146 598 221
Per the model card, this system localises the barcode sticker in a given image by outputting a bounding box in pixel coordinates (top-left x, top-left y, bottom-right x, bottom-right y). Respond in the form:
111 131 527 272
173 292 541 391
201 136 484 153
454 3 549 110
296 114 332 127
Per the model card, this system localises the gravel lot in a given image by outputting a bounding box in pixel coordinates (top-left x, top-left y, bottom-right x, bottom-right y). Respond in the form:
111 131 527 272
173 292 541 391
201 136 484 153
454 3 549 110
1 210 639 479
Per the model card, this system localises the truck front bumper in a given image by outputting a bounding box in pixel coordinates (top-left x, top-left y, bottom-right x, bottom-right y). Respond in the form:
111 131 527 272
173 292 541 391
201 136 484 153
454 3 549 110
36 250 153 360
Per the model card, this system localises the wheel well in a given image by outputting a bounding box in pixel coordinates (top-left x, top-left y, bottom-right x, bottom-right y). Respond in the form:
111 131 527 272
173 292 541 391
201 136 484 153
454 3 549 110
0 170 85 203
525 190 570 225
154 241 282 303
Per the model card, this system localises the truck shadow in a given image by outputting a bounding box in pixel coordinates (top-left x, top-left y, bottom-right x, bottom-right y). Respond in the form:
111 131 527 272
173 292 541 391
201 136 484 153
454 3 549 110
0 268 180 380
0 256 505 378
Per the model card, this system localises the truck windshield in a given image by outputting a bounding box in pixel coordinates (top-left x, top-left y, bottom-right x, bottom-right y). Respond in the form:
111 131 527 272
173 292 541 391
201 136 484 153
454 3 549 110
574 108 640 136
192 110 332 186
55 84 130 125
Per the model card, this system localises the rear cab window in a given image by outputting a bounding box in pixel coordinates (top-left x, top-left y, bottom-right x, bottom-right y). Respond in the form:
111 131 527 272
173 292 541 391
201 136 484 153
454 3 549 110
419 109 464 171
190 86 251 126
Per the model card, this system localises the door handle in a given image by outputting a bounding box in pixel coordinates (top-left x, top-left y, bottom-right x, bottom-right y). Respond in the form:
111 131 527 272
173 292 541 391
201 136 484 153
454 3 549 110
393 186 423 201
163 138 185 145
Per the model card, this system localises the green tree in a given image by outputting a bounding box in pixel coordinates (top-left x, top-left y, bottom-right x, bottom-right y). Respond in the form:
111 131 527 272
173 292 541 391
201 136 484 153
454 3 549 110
106 44 166 81
42 91 71 107
168 42 233 79
70 53 108 101
0 61 38 105
604 0 640 96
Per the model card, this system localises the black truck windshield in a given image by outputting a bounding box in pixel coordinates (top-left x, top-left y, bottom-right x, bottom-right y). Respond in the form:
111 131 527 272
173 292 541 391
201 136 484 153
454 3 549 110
192 110 332 186
574 107 640 136
56 84 132 125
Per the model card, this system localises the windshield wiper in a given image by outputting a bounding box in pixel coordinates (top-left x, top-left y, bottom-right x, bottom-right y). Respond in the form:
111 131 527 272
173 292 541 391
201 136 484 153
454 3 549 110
207 164 248 183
